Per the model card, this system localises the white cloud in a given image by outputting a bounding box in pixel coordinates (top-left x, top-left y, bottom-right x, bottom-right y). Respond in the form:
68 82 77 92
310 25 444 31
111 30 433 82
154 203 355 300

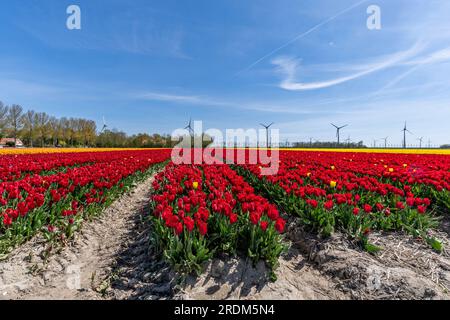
272 42 425 91
374 47 450 94
404 47 450 66
138 92 203 103
136 90 347 115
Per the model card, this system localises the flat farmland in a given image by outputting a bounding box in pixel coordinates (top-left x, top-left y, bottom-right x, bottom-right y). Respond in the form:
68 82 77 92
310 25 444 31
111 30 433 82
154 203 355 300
1 148 449 300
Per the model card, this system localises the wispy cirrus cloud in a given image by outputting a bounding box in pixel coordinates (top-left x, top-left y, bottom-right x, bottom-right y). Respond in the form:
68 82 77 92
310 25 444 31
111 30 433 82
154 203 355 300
138 92 203 103
135 90 350 115
404 47 450 66
374 47 450 94
272 42 425 91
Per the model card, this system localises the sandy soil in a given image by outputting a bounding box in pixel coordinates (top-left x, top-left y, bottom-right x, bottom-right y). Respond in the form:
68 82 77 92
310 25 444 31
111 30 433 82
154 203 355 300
284 217 450 300
178 216 450 300
177 247 348 300
1 176 450 300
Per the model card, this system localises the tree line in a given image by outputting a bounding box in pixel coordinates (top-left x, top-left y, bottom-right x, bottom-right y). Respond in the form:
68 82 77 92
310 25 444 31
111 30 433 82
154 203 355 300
291 141 366 148
0 101 177 148
0 101 97 147
3 101 445 149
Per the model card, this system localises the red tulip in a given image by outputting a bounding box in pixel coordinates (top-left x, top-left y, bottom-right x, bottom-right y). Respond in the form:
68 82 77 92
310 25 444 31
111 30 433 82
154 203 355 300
260 221 269 232
275 218 285 233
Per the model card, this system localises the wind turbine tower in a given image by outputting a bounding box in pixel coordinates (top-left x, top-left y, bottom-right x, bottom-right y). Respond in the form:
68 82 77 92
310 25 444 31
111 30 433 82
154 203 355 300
101 116 108 133
184 118 194 136
381 137 388 148
402 122 412 149
417 137 424 148
331 123 348 145
260 122 274 148
345 136 351 147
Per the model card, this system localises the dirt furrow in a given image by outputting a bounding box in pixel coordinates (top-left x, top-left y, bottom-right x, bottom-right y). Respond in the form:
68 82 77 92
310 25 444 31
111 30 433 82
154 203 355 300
0 175 158 300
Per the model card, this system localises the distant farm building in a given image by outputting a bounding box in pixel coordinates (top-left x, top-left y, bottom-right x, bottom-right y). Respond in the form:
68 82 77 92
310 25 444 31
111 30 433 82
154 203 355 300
0 138 24 148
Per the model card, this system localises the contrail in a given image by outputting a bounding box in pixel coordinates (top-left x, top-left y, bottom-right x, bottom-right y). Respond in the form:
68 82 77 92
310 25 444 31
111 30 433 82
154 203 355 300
373 64 423 96
235 0 369 76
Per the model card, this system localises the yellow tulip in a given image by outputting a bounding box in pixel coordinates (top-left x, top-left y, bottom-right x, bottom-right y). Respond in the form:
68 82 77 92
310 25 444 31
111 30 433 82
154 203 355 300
331 165 335 170
193 181 199 189
0 147 170 155
330 180 337 188
388 168 394 173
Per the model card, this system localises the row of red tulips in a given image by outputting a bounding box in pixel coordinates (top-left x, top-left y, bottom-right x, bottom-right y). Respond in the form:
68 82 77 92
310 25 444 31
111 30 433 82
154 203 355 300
0 150 170 183
149 163 286 278
233 150 449 252
0 150 171 255
2 148 448 277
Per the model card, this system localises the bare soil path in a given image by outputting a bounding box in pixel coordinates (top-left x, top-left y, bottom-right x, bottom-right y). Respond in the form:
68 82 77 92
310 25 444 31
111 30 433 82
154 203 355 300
0 175 160 300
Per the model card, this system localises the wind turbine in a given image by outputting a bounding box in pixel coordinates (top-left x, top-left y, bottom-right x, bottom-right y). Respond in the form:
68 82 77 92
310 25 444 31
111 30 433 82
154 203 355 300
331 123 348 145
260 122 274 148
373 139 378 148
417 137 424 148
402 122 412 149
380 137 388 148
100 116 108 133
309 137 313 148
427 138 432 148
345 135 351 147
184 118 194 136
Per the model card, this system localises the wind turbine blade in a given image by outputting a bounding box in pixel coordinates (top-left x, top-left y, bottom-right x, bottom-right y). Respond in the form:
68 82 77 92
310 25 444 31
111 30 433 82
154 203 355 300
331 123 338 128
268 122 274 127
340 124 348 129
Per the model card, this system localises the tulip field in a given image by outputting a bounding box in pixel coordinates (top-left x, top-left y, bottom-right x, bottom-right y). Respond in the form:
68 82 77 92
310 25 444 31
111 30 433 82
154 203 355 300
235 151 450 252
1 148 450 283
150 162 286 278
0 149 171 255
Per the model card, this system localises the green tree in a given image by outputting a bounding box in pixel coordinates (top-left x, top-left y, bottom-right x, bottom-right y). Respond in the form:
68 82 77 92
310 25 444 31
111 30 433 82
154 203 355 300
8 104 23 145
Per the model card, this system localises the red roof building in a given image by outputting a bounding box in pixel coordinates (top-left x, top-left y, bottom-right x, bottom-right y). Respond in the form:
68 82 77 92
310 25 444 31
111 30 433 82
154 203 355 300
0 138 24 147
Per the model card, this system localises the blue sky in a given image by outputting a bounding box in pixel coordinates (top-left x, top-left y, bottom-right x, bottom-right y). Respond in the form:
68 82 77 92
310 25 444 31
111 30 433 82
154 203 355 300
0 0 449 146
